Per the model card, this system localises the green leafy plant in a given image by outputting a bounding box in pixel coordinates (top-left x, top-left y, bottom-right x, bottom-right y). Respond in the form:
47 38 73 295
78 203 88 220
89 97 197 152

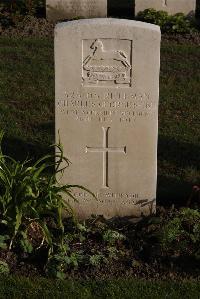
19 231 33 253
107 246 121 260
0 261 9 274
138 9 169 28
45 219 127 278
160 208 200 258
89 254 107 267
0 131 94 256
167 13 195 33
137 9 196 33
103 229 126 245
46 251 85 279
0 235 9 249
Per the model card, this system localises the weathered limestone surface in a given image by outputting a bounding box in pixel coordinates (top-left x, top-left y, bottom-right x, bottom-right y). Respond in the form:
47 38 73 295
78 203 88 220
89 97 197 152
135 0 196 16
55 19 160 219
46 0 107 21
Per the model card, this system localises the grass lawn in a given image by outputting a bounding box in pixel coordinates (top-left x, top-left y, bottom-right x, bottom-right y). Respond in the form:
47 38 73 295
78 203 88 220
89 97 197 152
0 275 200 299
0 36 199 206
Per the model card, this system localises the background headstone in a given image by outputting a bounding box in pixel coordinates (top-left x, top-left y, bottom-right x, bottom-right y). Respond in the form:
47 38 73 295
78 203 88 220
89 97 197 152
46 0 107 21
55 19 160 219
135 0 196 16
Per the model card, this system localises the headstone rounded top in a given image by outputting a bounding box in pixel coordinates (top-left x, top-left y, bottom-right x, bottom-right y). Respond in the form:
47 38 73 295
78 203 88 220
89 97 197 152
55 18 161 33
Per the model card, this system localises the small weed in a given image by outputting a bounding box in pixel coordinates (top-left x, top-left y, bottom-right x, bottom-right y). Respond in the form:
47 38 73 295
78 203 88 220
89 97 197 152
103 229 126 246
0 235 9 249
0 261 9 274
89 254 107 267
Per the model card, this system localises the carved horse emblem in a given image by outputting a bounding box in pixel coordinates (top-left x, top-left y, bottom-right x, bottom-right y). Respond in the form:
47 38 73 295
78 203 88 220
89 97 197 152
83 39 132 86
84 39 131 68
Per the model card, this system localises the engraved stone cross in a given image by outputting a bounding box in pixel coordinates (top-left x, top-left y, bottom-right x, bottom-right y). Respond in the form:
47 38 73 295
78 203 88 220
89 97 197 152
86 127 126 189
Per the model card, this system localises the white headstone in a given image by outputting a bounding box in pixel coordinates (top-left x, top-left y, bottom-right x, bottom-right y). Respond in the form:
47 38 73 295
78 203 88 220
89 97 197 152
46 0 107 21
55 19 161 219
135 0 196 16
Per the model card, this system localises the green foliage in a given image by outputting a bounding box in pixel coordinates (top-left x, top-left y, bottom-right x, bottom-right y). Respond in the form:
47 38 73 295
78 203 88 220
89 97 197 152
103 229 126 245
138 9 169 27
45 219 127 278
0 131 94 256
167 13 195 33
160 208 200 258
46 251 84 279
19 231 33 253
137 9 196 33
0 235 9 249
89 254 107 267
0 261 9 274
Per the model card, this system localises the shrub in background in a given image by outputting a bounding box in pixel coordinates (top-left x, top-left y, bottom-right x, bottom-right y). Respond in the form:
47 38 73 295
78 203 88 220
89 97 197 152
137 9 197 33
138 9 169 28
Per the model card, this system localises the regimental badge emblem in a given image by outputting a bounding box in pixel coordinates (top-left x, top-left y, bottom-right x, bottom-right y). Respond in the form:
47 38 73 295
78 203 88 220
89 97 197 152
82 39 132 87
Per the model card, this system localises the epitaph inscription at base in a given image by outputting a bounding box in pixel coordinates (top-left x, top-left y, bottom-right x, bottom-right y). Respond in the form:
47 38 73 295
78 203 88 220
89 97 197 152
55 19 161 219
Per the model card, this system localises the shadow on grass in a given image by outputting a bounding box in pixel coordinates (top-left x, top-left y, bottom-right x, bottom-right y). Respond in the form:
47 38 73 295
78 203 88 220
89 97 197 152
157 175 192 207
157 135 200 206
158 135 200 170
2 136 53 164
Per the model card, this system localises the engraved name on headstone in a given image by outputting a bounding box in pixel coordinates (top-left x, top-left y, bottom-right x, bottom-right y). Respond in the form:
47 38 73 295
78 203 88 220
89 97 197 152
47 0 107 21
55 19 161 219
135 0 196 16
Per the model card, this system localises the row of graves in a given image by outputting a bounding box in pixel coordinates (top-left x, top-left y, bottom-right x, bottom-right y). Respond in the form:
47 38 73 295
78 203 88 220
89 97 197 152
46 0 197 21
